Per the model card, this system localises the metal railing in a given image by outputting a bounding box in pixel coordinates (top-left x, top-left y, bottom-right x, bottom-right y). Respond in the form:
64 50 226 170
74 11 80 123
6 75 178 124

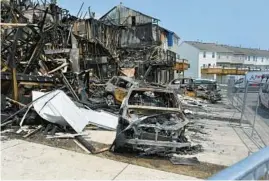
208 146 269 180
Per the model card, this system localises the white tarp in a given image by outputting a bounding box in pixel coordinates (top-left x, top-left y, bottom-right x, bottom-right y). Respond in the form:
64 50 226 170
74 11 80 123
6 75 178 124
80 109 118 131
32 90 118 132
32 90 89 133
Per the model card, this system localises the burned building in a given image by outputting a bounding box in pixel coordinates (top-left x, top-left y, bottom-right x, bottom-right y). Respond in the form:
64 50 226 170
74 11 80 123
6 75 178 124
98 3 181 83
1 0 188 104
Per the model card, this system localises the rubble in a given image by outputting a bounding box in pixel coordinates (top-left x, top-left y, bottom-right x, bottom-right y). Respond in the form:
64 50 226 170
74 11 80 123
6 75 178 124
0 0 234 172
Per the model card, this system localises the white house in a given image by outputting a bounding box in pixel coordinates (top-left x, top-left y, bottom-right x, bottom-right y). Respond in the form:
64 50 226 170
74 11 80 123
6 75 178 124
178 41 269 82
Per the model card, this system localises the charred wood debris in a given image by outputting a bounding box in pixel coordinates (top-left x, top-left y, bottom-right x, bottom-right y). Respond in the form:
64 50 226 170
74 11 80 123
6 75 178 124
1 0 202 165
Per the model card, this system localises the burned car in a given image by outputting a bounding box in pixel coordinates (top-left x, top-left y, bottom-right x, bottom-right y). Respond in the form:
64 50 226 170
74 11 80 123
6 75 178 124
104 76 138 105
188 79 222 103
111 87 191 155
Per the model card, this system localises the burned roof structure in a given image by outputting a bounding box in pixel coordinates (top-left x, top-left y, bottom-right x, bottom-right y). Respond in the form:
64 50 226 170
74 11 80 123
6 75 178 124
1 0 180 104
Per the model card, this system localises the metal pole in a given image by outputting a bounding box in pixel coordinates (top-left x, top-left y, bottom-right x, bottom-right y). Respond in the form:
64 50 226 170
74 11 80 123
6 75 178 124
240 81 249 125
251 93 260 137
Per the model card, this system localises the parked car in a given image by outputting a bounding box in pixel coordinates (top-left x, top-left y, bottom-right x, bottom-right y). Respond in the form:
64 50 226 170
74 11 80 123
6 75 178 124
104 76 138 105
167 78 194 93
232 78 261 93
112 86 190 155
259 75 269 109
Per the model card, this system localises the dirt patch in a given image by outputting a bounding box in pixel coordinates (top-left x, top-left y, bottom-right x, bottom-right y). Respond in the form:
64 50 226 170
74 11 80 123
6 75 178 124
99 151 226 179
2 132 226 179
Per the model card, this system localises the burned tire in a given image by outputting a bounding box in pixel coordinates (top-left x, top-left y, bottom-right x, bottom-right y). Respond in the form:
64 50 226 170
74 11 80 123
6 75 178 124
113 123 126 153
113 117 130 153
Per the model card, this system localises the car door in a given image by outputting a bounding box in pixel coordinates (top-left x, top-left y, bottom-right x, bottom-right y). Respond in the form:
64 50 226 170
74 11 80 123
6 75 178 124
261 83 269 108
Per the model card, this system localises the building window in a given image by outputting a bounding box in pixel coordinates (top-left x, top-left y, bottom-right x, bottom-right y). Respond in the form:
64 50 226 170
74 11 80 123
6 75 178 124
245 56 247 60
227 55 229 59
262 57 264 62
212 52 215 58
203 52 206 58
248 56 250 61
253 56 256 61
131 16 136 26
218 54 220 59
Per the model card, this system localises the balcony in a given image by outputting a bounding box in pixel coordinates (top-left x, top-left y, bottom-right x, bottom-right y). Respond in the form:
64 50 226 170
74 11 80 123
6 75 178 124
173 59 189 71
201 66 249 75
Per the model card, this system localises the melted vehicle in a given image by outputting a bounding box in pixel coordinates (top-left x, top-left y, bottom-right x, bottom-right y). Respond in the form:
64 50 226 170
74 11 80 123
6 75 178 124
191 79 222 103
104 76 138 105
112 86 191 155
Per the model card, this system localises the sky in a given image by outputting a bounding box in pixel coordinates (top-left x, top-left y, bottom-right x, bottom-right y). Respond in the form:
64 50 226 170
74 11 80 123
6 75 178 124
57 0 269 50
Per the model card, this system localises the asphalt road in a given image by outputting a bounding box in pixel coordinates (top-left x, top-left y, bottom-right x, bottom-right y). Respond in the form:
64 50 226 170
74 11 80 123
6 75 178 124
237 92 269 126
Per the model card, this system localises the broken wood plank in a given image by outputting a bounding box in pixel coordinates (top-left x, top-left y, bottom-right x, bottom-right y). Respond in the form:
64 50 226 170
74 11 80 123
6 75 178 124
73 139 91 154
93 146 110 154
6 97 26 107
75 135 96 153
46 133 85 139
0 23 38 27
23 125 43 138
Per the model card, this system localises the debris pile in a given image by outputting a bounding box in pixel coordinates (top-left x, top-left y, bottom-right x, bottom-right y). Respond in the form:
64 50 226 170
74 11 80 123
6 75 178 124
1 0 206 166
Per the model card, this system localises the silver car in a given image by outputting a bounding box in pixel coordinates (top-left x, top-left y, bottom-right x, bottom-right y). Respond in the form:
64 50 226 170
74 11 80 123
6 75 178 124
259 75 269 109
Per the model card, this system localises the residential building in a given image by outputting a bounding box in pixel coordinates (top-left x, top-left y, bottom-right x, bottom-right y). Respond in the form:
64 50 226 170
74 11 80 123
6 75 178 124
178 41 269 83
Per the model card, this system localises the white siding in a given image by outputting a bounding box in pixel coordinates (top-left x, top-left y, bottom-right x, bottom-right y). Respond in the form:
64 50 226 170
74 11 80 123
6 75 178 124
243 55 255 65
198 51 217 79
216 53 233 63
178 42 199 78
199 51 217 67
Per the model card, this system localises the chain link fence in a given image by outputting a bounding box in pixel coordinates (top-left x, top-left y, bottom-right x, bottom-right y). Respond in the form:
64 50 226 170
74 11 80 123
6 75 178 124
227 76 269 152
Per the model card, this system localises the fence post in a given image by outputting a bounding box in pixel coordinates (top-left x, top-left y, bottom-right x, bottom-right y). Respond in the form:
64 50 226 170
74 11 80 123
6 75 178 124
251 81 262 137
240 81 249 125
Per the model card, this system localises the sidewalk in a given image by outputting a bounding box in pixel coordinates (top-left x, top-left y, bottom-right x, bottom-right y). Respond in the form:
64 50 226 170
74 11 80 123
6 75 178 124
1 139 199 180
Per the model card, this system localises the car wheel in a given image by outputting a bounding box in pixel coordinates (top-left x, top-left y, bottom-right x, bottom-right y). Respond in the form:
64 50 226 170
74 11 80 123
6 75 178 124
113 118 127 153
106 94 115 105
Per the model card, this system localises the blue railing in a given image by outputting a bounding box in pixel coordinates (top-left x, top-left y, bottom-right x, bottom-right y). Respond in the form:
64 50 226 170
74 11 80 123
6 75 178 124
208 146 269 180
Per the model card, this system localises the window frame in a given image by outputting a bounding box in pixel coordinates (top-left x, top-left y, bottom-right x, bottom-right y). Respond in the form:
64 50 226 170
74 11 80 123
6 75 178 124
203 52 206 58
